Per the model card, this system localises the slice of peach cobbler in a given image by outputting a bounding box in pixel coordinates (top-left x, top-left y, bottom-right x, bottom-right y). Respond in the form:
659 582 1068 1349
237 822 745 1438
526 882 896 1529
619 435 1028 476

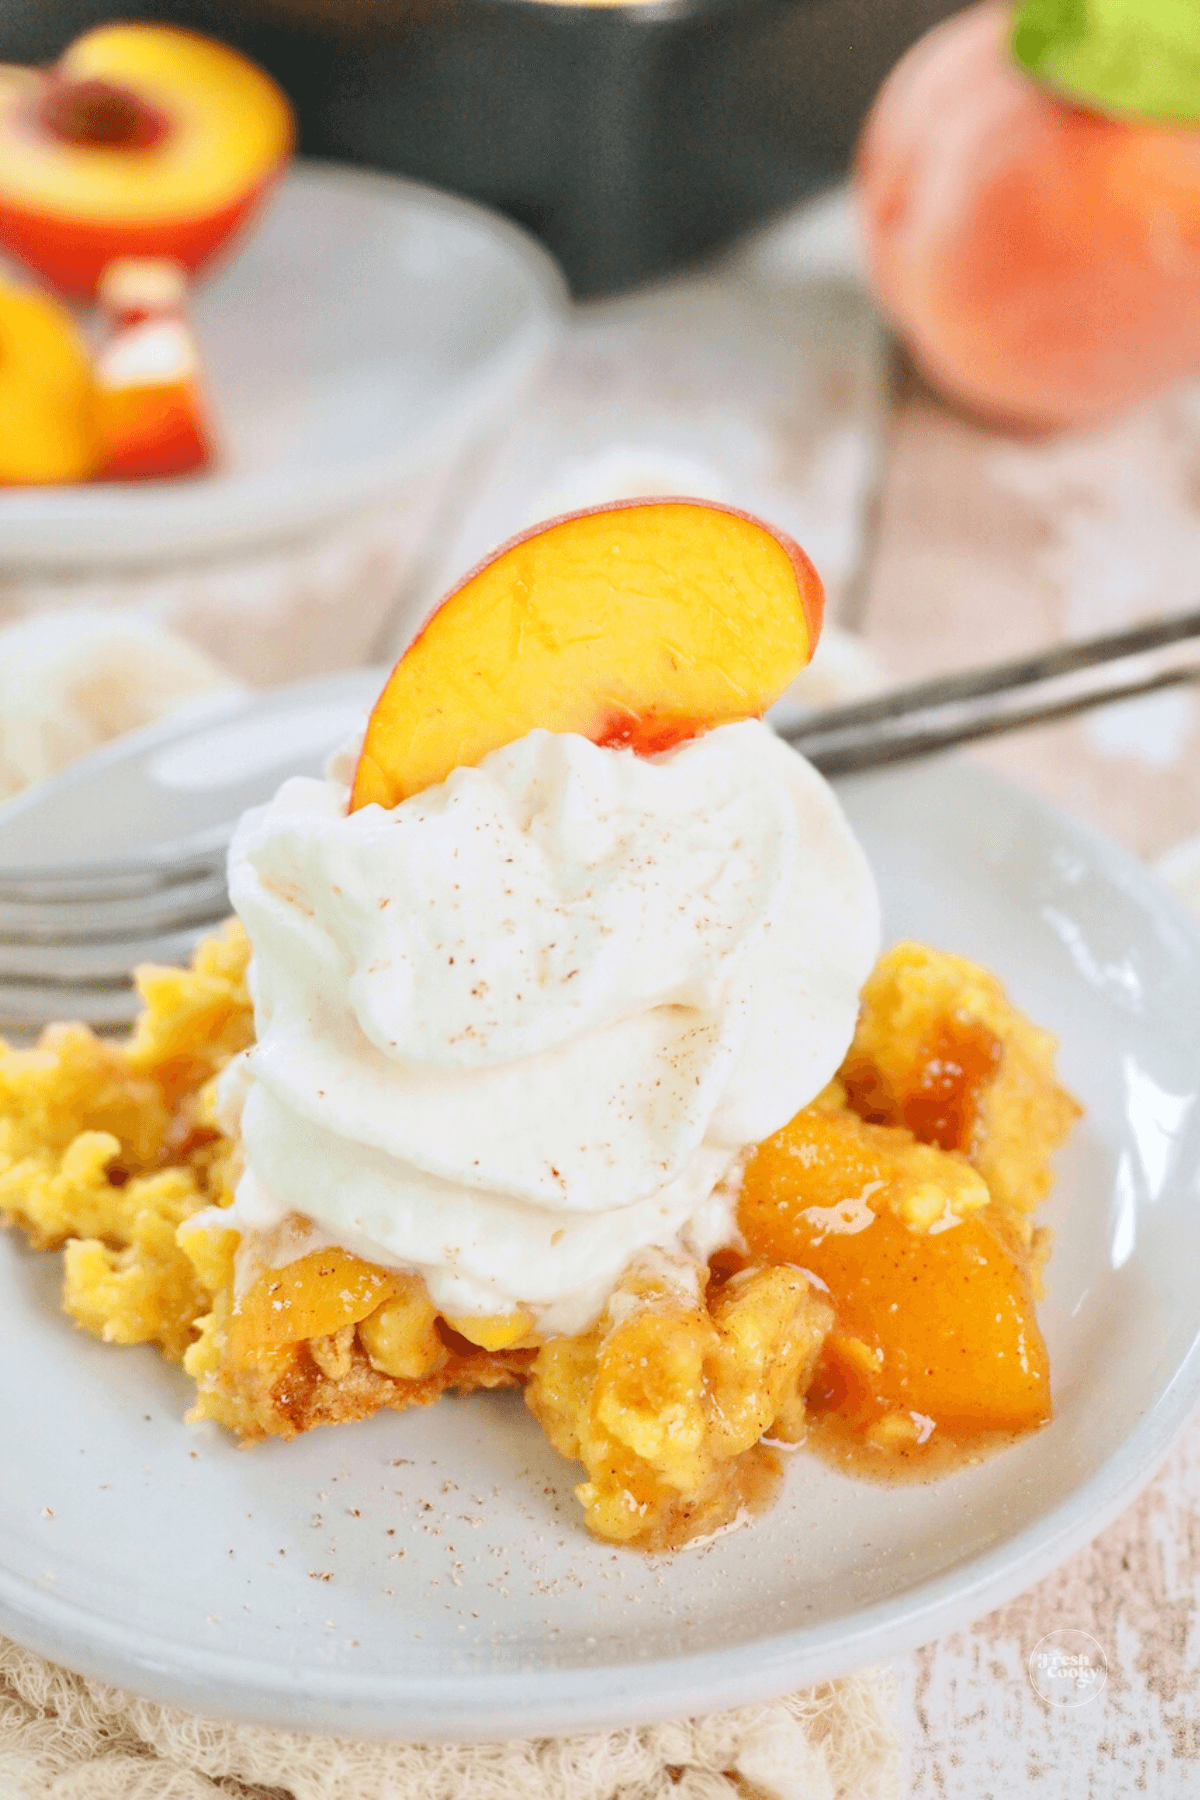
0 927 1076 1549
0 503 1078 1550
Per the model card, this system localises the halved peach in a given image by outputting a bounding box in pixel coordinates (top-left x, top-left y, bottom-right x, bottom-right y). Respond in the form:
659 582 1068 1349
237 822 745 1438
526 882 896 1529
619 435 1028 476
350 499 824 812
0 25 293 298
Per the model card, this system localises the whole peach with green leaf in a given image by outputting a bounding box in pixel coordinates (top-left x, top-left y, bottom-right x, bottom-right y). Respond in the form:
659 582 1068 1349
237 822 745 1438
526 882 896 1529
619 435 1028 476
856 0 1200 430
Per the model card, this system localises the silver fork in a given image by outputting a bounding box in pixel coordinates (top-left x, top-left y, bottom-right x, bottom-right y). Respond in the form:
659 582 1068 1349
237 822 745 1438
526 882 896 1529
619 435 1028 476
3 617 1200 1035
784 606 1200 773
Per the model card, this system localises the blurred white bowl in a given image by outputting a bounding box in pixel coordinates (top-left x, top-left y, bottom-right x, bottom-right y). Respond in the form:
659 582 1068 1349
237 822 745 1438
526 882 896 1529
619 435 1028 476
0 162 567 570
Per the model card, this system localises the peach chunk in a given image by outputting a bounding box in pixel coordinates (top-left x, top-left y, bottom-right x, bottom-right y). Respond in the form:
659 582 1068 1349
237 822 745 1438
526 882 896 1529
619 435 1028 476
0 25 293 298
350 499 824 812
228 1247 408 1361
739 1104 1051 1439
94 258 215 480
856 1 1200 429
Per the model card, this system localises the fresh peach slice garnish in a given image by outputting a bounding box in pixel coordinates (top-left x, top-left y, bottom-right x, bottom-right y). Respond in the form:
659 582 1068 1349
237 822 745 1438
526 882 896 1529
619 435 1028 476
0 25 293 298
350 498 824 813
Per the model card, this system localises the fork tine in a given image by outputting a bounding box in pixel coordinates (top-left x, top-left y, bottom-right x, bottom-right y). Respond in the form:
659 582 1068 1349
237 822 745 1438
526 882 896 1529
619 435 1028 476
0 921 221 977
0 843 229 904
0 980 144 1037
0 878 230 945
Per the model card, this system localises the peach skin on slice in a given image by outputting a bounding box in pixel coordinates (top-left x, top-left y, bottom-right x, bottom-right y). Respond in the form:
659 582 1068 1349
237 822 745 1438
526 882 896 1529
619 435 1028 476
350 498 824 812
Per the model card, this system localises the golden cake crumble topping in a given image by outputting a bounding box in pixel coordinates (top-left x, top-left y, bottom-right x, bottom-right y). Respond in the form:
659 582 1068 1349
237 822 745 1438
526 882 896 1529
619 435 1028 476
0 922 1078 1549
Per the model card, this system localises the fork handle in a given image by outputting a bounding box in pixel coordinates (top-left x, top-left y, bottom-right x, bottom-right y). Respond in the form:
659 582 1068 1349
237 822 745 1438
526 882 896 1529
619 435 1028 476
784 630 1200 776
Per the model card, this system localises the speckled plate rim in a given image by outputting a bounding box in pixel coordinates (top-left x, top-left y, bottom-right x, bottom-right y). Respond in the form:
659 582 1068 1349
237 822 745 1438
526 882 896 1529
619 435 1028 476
4 756 1200 1741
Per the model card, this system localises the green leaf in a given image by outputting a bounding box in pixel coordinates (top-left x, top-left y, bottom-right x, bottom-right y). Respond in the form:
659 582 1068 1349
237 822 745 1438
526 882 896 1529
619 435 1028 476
1013 0 1200 127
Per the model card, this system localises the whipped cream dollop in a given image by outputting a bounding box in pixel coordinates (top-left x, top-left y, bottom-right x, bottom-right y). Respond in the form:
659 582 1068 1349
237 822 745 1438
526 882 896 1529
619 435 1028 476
220 719 880 1333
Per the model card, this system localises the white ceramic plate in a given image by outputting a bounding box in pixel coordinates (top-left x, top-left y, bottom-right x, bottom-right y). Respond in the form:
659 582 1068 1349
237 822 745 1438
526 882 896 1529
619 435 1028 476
3 755 1200 1740
0 163 566 568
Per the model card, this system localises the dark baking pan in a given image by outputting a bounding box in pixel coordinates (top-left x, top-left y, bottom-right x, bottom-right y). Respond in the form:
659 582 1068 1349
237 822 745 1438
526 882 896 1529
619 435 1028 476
0 0 958 294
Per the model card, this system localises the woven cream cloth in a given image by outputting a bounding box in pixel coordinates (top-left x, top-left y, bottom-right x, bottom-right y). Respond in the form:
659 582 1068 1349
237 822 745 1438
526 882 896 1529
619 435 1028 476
0 1637 904 1800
